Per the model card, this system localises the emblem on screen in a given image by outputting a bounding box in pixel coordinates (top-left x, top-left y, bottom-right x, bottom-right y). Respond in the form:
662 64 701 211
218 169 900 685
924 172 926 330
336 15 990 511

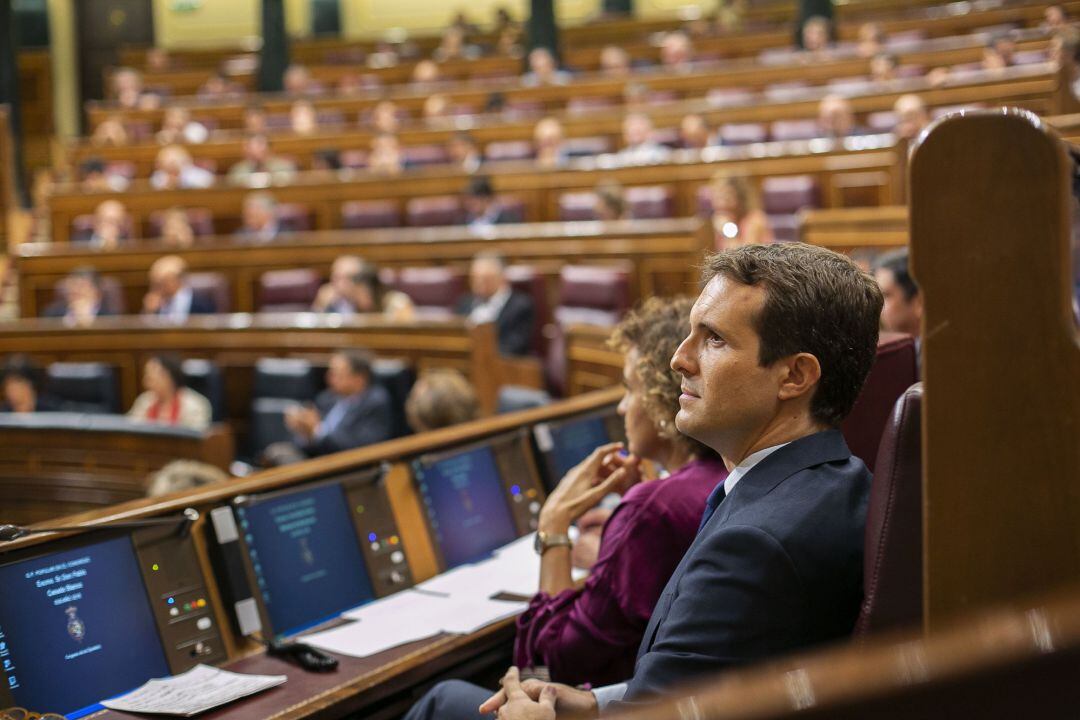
299 537 315 566
65 606 86 643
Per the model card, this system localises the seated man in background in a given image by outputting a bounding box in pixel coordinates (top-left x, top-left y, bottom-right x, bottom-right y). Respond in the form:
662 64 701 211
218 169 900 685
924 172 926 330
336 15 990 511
659 31 695 71
150 145 214 190
455 252 535 356
312 257 415 319
227 134 298 186
44 267 114 325
893 94 931 140
817 95 860 138
83 199 131 248
533 117 568 168
679 114 713 150
464 176 514 229
522 47 571 86
619 114 672 165
283 349 393 458
874 248 923 343
233 192 282 243
1 356 61 413
448 131 483 174
143 255 217 321
409 243 881 719
404 369 480 432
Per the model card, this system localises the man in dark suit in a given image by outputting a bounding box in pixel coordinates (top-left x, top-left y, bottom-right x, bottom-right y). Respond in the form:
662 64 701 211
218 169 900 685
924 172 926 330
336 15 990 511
142 255 217 322
464 176 515 230
43 267 116 325
404 243 883 720
284 349 393 458
455 252 535 356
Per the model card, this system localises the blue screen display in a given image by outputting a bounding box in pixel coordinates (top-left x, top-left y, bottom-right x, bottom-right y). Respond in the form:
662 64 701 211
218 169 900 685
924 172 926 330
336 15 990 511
415 445 518 568
0 535 169 717
549 416 611 479
236 482 375 637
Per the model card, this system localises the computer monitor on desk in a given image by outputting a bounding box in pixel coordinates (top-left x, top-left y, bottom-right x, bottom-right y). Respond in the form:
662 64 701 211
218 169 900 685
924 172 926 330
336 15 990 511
413 431 547 570
226 467 413 640
533 408 625 490
0 529 224 717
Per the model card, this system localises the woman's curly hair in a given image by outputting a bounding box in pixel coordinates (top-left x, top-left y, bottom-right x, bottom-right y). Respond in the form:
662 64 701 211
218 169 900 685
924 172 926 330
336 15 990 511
608 296 714 458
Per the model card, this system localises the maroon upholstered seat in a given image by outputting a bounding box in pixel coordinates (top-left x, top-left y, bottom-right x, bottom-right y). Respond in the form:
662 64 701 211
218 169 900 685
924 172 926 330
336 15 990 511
763 175 821 242
276 203 314 232
496 196 527 223
391 266 466 312
625 185 675 220
558 192 600 221
506 265 549 357
565 96 619 115
187 272 231 313
840 332 919 472
554 264 631 328
257 268 322 311
484 141 535 162
147 207 215 238
406 196 464 226
770 119 821 142
718 122 768 145
706 88 753 107
339 149 368 169
854 382 923 638
70 214 134 244
341 200 401 229
402 144 449 166
563 136 612 158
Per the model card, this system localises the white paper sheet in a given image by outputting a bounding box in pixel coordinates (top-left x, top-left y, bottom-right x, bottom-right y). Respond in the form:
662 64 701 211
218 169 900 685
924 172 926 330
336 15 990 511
302 590 526 658
100 664 286 716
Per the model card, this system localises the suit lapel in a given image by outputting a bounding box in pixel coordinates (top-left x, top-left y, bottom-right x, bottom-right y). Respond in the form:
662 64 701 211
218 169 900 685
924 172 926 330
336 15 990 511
635 430 853 661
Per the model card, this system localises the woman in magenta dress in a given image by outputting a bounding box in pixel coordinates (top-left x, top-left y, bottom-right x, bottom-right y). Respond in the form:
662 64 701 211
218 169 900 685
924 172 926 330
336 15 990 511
514 296 728 686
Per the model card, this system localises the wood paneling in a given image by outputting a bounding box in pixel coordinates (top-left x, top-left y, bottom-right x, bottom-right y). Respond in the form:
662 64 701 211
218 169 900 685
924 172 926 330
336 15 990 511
910 110 1080 629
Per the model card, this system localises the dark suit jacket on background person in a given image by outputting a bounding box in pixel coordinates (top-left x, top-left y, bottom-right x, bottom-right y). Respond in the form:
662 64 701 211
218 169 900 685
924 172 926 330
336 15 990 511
42 301 116 320
299 384 393 457
617 429 870 705
455 291 535 356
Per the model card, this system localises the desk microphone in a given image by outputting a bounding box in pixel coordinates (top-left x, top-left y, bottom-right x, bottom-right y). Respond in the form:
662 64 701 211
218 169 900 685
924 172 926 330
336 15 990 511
0 507 200 542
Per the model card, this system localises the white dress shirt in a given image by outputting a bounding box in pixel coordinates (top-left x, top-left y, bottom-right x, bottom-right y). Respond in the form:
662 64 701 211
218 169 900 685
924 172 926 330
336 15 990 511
592 440 791 711
159 285 194 324
468 287 511 325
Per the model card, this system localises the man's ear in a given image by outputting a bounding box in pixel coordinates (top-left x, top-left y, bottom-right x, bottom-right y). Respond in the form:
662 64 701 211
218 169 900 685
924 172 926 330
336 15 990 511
777 353 822 402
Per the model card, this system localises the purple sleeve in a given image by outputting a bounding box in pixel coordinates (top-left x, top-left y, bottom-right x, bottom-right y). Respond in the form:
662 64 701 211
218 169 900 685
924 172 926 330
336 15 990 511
513 488 693 687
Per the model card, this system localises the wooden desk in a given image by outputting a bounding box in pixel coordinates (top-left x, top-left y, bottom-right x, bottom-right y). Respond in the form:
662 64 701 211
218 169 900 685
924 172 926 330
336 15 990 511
100 0 1066 101
798 205 909 252
0 388 623 719
0 416 233 525
16 218 708 316
0 315 538 423
49 135 904 243
73 35 1050 176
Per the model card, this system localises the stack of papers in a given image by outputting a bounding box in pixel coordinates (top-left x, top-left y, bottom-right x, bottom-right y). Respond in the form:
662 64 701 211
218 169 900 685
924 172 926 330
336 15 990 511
300 534 589 660
101 665 285 716
301 591 526 658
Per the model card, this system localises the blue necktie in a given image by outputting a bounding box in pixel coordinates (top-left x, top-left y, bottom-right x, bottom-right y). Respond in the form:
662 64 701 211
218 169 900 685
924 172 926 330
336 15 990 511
697 482 727 533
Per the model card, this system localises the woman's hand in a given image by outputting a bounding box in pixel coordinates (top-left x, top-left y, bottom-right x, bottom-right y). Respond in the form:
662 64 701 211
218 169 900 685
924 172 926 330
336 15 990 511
539 442 641 534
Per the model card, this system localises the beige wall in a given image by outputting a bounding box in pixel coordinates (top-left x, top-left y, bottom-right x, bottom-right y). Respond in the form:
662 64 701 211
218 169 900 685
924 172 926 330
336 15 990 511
152 0 260 48
340 0 603 39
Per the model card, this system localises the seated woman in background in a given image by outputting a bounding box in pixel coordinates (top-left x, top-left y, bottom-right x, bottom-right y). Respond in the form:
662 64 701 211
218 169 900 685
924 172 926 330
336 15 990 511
1 356 61 413
404 369 480 432
709 172 773 248
514 296 727 687
128 354 211 431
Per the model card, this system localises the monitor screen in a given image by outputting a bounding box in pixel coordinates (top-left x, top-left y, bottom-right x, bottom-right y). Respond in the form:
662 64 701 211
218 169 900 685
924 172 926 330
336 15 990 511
545 415 612 480
236 481 375 637
0 535 170 718
414 444 518 568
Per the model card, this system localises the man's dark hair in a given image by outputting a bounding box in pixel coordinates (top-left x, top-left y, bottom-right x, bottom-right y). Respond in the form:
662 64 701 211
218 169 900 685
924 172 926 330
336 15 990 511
80 159 106 177
150 353 187 390
466 175 495 198
702 244 883 427
335 349 374 381
874 248 919 300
